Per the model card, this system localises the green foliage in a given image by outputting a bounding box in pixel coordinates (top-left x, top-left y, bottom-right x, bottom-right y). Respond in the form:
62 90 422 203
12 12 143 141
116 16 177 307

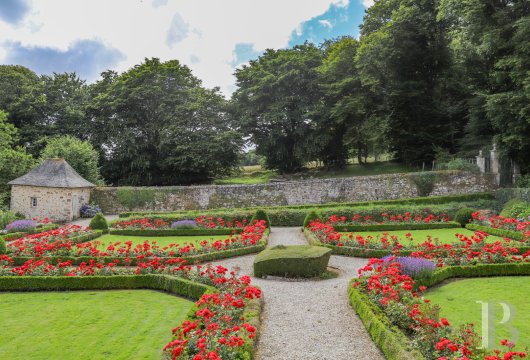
408 172 436 197
89 213 108 231
333 221 462 232
232 44 323 173
0 238 6 254
0 210 20 229
250 209 270 228
515 175 530 189
465 224 525 241
89 58 242 185
253 245 331 278
500 199 529 218
0 110 36 207
40 135 103 185
454 208 475 226
348 283 425 360
303 210 321 228
444 158 479 173
116 187 156 209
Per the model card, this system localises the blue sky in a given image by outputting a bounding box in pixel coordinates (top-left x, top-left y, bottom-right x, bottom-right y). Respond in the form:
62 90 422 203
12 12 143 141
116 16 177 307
0 0 371 94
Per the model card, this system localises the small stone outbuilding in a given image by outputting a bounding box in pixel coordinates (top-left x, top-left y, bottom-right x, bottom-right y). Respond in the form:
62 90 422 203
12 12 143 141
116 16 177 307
8 158 95 222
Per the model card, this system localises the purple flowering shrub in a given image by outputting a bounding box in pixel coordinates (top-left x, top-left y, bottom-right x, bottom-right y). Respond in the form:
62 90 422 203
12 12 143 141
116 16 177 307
382 255 436 279
80 204 102 218
171 220 198 229
6 219 38 233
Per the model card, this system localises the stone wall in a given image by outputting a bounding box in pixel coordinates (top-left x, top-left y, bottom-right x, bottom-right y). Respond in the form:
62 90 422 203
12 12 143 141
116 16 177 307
10 185 91 221
92 171 495 214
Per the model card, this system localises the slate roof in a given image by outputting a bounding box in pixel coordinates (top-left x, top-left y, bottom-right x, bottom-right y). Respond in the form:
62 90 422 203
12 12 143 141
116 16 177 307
8 158 95 188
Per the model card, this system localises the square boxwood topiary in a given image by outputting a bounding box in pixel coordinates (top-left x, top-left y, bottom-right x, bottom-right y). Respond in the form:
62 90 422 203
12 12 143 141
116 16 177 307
253 245 331 278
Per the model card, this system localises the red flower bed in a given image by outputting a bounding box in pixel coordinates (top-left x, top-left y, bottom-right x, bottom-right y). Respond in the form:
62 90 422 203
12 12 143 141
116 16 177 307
353 258 528 359
113 216 249 230
7 222 267 259
471 212 530 236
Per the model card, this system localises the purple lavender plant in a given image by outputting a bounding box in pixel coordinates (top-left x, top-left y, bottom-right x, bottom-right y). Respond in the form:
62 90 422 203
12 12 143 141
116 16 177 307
6 219 38 233
80 204 102 218
171 220 198 229
383 256 436 279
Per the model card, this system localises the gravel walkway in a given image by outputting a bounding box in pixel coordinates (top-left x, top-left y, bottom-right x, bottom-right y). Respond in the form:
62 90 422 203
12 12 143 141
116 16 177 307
210 227 384 360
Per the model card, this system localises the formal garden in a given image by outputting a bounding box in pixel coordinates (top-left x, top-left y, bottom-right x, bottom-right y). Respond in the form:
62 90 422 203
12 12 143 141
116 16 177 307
0 192 529 359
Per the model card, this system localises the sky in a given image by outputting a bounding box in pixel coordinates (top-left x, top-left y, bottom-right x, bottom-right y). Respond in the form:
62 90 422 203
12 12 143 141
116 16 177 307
0 0 373 95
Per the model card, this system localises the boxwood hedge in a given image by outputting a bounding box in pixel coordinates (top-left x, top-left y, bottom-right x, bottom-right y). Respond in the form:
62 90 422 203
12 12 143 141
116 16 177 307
333 221 462 232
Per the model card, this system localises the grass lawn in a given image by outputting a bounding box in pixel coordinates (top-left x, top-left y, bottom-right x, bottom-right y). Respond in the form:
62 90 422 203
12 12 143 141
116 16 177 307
426 277 530 351
95 234 233 249
0 290 194 360
340 228 506 246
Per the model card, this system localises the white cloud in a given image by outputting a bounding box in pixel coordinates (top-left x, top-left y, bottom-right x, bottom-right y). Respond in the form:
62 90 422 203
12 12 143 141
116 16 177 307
361 0 375 8
166 13 190 47
318 19 333 29
0 0 350 95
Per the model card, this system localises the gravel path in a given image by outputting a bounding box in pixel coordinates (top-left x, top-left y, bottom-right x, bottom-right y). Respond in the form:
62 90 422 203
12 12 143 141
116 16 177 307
210 227 384 360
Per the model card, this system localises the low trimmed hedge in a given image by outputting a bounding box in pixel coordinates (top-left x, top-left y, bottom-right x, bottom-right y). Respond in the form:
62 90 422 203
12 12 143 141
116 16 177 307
348 282 425 360
350 262 530 360
254 245 331 278
0 224 59 241
109 228 241 236
333 221 462 232
0 274 212 300
118 192 495 218
10 241 268 267
304 229 530 258
465 223 525 241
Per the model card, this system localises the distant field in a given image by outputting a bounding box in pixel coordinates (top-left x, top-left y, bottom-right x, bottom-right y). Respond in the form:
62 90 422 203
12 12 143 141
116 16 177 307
214 161 415 185
340 228 506 245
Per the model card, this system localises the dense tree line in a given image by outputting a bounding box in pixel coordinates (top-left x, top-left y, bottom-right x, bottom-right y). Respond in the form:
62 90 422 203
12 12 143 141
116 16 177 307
0 0 528 198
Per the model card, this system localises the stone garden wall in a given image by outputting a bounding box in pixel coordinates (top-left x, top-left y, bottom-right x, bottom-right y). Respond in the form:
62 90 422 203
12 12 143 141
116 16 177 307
92 171 496 214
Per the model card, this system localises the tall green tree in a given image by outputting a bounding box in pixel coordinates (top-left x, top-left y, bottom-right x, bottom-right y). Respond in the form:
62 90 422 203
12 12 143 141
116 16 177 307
232 44 323 173
357 0 466 165
88 58 242 185
0 110 35 207
40 135 103 185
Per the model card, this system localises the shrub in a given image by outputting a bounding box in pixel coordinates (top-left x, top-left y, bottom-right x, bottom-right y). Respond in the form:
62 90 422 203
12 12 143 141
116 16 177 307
253 245 331 278
79 204 102 218
0 238 6 254
515 174 530 188
303 210 321 228
89 213 108 231
5 219 37 233
250 209 270 228
500 199 529 218
408 172 436 196
444 158 479 172
170 220 198 229
454 207 475 226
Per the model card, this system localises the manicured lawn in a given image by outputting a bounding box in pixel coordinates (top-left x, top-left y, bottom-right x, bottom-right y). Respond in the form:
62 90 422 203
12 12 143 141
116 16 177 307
0 290 194 360
340 228 506 245
426 277 530 350
95 234 233 249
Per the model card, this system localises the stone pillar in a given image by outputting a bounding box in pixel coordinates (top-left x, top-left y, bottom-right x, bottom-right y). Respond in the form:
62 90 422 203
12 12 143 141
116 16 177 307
513 161 521 185
490 144 500 186
476 150 486 173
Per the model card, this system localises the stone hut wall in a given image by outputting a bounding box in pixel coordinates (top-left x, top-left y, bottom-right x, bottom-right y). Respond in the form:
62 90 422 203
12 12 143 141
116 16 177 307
10 186 91 222
92 171 495 214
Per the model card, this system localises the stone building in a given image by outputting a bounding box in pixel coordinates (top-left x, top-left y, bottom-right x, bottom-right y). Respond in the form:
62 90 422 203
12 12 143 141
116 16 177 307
8 158 95 222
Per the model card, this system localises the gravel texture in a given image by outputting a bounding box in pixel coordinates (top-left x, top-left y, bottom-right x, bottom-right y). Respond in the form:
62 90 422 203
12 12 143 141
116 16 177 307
210 227 384 360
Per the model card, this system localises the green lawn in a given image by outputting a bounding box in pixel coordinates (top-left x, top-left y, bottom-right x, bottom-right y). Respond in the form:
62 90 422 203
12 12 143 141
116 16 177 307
95 234 232 249
426 277 530 351
0 290 194 360
340 228 506 245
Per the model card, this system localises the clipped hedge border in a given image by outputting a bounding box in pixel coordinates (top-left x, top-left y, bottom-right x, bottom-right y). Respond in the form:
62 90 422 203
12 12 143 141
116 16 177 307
348 282 424 360
118 192 494 218
0 274 262 359
0 224 60 241
333 221 462 232
349 262 530 360
304 229 530 258
465 223 525 241
108 228 241 236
